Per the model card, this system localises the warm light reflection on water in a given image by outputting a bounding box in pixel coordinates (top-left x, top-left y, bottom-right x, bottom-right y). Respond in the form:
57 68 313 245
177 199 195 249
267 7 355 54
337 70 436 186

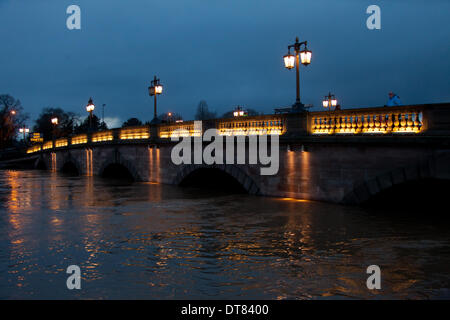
0 170 450 299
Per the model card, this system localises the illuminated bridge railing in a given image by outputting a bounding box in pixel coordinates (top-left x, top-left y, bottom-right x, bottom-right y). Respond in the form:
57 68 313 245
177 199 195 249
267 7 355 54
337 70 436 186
310 105 424 135
217 115 286 136
25 103 450 154
92 130 114 143
120 126 150 140
71 134 88 145
158 121 201 138
55 138 68 148
42 141 53 150
27 145 41 154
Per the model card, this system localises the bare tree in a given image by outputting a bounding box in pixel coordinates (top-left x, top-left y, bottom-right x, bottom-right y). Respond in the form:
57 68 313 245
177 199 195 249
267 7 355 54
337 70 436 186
0 94 28 148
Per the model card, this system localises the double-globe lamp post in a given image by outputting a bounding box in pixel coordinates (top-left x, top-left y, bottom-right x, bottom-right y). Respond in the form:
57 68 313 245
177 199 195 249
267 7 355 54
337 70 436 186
148 76 163 123
19 127 30 142
283 37 312 111
322 92 338 111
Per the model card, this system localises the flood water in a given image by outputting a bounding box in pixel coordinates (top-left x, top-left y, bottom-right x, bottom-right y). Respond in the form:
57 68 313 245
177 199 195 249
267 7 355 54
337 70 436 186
1 170 450 299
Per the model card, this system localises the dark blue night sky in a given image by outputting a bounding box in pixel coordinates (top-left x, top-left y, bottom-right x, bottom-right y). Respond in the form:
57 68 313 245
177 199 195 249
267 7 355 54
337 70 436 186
1 0 449 127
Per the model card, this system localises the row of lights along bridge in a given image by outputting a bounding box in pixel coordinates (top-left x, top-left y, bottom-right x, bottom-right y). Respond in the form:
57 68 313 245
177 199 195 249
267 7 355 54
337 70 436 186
17 37 341 138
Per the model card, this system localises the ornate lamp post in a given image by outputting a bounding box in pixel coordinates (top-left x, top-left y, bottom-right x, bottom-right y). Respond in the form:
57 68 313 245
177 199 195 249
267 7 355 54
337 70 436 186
322 92 338 111
148 76 163 123
86 98 95 130
233 106 247 117
51 117 58 140
283 37 312 111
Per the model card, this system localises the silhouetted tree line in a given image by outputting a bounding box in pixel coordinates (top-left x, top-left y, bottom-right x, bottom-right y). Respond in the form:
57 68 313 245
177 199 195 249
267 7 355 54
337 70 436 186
33 108 107 140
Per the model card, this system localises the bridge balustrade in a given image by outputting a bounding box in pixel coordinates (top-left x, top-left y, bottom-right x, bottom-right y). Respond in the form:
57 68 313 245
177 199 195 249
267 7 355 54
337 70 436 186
27 145 41 154
158 121 201 138
71 134 88 145
120 126 150 140
217 115 286 136
42 141 53 150
310 105 424 135
25 103 450 154
92 130 114 142
55 138 68 148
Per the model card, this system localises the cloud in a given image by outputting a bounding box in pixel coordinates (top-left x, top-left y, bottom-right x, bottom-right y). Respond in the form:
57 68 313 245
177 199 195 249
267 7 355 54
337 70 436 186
104 116 121 129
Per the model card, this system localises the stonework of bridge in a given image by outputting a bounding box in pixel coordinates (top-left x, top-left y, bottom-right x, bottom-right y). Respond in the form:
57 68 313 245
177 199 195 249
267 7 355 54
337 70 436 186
26 103 450 204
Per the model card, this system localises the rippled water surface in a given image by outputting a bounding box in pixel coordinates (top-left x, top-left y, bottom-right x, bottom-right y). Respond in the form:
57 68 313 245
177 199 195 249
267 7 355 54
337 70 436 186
1 170 450 299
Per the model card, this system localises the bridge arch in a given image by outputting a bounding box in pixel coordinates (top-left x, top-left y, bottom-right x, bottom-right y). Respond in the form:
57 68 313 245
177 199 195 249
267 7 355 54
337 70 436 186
59 153 82 176
173 164 260 195
98 156 143 182
34 156 47 170
343 152 450 205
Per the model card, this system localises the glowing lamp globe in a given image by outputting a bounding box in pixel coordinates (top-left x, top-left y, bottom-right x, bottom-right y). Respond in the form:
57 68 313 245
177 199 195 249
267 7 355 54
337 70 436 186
284 54 295 69
155 85 163 94
300 49 312 65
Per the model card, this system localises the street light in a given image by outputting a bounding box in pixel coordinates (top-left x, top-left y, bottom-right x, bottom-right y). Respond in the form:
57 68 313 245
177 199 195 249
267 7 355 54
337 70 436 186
283 36 312 111
102 104 106 125
51 117 58 140
19 127 30 142
148 76 163 122
322 92 338 111
86 97 95 130
10 110 16 116
233 106 247 117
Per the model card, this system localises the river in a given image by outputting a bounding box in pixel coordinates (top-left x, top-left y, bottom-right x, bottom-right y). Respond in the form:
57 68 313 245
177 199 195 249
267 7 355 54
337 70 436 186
0 170 449 299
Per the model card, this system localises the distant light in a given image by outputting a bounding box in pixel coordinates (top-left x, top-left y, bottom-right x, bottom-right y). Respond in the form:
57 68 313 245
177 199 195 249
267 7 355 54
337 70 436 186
86 98 95 112
155 85 163 94
51 117 58 125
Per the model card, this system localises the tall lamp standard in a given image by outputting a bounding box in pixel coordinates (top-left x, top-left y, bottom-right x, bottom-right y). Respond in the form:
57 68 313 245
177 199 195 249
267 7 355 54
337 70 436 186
283 37 312 111
322 92 338 111
51 117 58 140
148 76 163 123
86 98 95 131
102 104 106 126
19 126 30 142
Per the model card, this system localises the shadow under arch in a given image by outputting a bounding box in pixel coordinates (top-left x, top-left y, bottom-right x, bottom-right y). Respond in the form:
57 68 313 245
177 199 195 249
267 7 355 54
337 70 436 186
343 151 450 210
173 164 260 195
60 161 80 176
34 157 47 170
361 178 450 213
98 157 142 182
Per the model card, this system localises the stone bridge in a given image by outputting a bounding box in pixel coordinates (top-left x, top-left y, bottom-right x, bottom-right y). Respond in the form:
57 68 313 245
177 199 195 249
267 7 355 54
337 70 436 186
26 103 450 204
